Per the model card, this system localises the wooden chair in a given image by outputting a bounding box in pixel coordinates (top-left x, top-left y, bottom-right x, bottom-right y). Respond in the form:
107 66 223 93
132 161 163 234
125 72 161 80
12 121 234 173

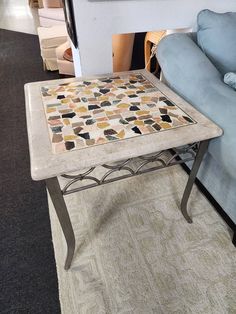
144 30 166 73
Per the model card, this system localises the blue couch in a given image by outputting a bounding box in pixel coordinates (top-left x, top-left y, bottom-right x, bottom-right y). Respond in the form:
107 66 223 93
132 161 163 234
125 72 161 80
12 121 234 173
157 10 236 243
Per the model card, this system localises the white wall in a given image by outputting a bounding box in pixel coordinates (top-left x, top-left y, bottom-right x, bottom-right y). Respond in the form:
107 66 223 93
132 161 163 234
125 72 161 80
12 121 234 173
71 0 236 76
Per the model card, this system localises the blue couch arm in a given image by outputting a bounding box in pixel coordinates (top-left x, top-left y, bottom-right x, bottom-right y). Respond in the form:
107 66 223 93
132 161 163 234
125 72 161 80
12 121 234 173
157 33 236 178
157 33 221 101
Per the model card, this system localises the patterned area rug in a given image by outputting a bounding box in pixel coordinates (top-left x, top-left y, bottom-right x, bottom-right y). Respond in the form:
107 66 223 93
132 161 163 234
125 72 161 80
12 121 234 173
48 166 236 314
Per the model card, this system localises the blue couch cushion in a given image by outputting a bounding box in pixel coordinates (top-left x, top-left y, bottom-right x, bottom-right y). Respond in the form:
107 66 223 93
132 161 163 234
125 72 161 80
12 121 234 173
197 9 236 75
224 72 236 90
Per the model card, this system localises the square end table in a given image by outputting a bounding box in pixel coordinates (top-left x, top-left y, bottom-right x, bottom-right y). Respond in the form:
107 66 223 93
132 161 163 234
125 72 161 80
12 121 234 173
25 69 222 269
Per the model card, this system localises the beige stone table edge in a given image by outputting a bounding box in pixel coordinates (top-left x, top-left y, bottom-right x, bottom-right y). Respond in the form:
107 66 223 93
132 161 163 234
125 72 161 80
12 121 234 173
24 69 223 181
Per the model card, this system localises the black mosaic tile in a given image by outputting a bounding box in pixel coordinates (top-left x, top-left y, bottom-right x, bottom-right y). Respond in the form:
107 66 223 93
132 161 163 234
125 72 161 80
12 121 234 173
164 99 175 106
161 115 172 123
152 123 161 131
78 132 90 140
128 94 138 98
59 82 70 86
130 106 140 111
62 112 76 119
183 116 194 123
57 95 65 99
88 105 100 110
126 116 137 122
104 129 117 136
101 79 113 83
85 119 96 125
132 126 142 134
99 88 110 94
144 119 155 125
100 101 112 107
65 141 75 150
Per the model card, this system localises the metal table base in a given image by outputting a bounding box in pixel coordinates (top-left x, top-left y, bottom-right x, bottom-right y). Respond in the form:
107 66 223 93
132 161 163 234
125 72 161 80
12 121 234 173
46 139 209 270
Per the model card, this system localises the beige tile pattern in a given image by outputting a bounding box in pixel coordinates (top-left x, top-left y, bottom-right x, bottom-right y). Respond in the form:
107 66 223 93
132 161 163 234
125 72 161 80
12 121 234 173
41 73 195 154
48 166 236 314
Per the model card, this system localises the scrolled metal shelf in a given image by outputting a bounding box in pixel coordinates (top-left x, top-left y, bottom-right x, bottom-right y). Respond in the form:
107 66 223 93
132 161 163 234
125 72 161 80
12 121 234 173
61 167 96 179
61 143 198 195
101 166 135 183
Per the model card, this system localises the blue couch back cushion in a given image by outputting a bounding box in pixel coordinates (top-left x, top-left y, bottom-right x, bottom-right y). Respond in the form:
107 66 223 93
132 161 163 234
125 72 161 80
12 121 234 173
197 9 236 75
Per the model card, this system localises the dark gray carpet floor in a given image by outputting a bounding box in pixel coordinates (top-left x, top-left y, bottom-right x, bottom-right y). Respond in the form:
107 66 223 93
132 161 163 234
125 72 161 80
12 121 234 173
0 29 61 314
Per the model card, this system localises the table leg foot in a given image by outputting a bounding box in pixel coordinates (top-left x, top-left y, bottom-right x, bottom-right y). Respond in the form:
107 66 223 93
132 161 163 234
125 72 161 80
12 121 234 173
46 177 75 270
181 140 209 223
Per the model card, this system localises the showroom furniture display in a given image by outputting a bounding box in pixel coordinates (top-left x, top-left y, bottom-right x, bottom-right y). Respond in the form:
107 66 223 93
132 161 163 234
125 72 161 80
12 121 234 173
24 69 222 269
157 9 236 241
144 31 166 72
38 24 68 71
38 0 64 27
56 41 75 76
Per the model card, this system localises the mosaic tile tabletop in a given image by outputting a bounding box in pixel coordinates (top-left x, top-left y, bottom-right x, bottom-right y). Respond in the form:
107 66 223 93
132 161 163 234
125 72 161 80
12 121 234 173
41 73 195 154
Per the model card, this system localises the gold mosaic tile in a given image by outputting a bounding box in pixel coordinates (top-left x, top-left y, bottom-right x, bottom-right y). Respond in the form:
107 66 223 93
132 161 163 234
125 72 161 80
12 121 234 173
41 73 196 154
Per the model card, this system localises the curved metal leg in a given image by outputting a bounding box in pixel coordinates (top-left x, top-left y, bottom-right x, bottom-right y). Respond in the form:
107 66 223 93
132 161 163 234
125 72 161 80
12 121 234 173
46 177 75 270
181 140 209 223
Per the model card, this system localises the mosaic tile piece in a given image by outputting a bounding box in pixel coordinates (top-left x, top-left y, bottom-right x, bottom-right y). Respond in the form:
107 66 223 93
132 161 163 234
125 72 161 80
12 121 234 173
161 115 172 123
52 133 63 143
41 73 196 154
65 141 75 150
